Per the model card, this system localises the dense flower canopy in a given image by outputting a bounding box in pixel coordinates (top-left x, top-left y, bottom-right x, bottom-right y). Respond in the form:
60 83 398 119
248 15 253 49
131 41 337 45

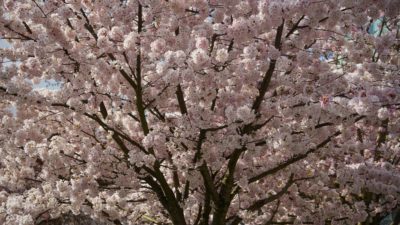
1 0 400 224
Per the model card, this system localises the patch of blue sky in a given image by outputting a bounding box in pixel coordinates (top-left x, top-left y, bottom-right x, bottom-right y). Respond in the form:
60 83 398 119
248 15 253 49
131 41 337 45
1 39 14 68
32 79 63 91
0 38 11 49
319 51 335 62
5 79 62 116
304 48 334 63
2 38 62 115
368 17 389 37
2 38 62 91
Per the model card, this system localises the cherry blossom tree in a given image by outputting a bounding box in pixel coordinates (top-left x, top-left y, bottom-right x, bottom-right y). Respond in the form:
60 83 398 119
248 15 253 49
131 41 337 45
1 0 400 225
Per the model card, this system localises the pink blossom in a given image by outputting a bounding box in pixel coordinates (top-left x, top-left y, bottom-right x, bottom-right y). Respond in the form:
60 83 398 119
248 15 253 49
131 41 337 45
0 1 399 225
215 49 228 62
191 48 209 66
150 38 167 54
195 37 209 50
123 32 137 50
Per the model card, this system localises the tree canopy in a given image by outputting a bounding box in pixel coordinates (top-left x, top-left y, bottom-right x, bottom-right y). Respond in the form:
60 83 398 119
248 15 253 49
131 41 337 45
0 0 400 224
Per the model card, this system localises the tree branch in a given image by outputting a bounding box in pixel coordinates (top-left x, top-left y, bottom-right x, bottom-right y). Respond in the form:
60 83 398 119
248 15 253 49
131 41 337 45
286 15 305 38
176 84 188 115
199 162 220 203
4 24 36 42
211 146 246 225
248 174 294 211
252 20 285 113
248 131 341 184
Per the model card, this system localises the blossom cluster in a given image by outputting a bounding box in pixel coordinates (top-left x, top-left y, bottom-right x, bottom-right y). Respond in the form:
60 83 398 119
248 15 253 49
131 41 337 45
0 0 399 225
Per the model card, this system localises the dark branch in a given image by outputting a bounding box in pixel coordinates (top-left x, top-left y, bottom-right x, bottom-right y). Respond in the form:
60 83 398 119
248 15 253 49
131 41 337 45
248 174 294 211
248 131 341 184
252 20 285 113
176 84 188 115
286 15 305 38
